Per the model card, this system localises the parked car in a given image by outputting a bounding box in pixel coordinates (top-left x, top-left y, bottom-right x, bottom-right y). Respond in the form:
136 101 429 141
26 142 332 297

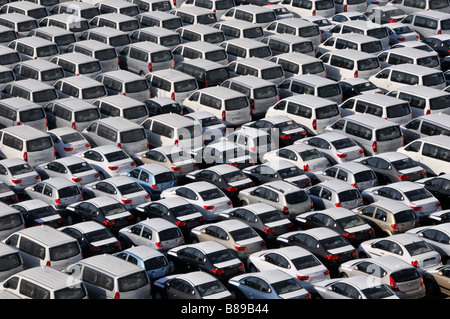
406 224 450 264
11 199 63 228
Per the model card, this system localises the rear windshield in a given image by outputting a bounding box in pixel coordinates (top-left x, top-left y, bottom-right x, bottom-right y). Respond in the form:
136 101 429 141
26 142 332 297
167 150 191 162
49 242 80 261
230 227 259 241
95 48 117 60
249 47 272 59
205 67 229 82
54 286 87 299
85 228 114 243
33 89 57 103
223 170 248 183
423 73 445 87
404 188 433 201
225 96 249 111
216 0 235 9
125 80 149 93
361 41 382 54
120 128 146 143
79 62 101 74
300 148 323 161
105 150 129 162
207 249 237 264
197 13 217 25
362 285 395 299
390 268 420 282
405 241 434 256
0 30 16 43
254 86 277 99
205 50 227 62
197 280 228 297
20 108 45 122
417 56 440 68
0 212 22 230
278 166 304 178
354 81 378 92
60 132 84 143
303 62 324 74
429 0 450 10
272 278 304 295
199 188 225 200
337 214 367 228
9 163 34 175
55 34 77 46
354 170 376 182
243 27 264 39
68 162 93 174
316 0 334 9
0 252 21 271
123 105 148 119
392 158 417 170
155 172 175 184
118 271 149 292
386 103 411 118
121 6 140 16
299 26 320 37
331 138 357 150
392 26 414 35
27 136 52 152
0 71 12 86
18 20 38 32
258 210 286 223
41 68 64 81
204 32 225 43
26 205 57 219
161 35 181 47
1 52 20 65
357 58 380 71
293 42 314 54
317 84 341 98
256 12 276 24
159 227 182 241
174 79 197 93
430 95 450 110
320 235 349 250
292 255 321 270
81 8 100 20
110 35 131 47
99 202 128 216
285 190 309 204
69 21 89 33
162 18 183 30
315 104 340 119
151 50 173 63
338 189 361 202
145 255 168 270
151 1 171 11
58 186 80 198
75 109 100 122
394 209 418 223
118 182 143 195
169 204 198 217
375 126 402 141
261 67 284 80
441 19 450 30
367 28 388 39
82 86 107 99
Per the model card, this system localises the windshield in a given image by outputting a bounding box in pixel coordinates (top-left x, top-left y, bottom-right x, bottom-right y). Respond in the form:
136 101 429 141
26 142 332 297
99 203 128 216
361 41 382 53
223 170 248 183
405 240 434 256
320 235 349 250
386 103 411 118
75 109 100 122
27 136 52 152
392 158 417 170
362 285 395 299
27 205 58 219
249 47 272 58
316 104 340 119
105 150 129 162
85 228 114 243
18 20 38 32
316 0 334 9
169 204 198 217
278 166 304 178
299 26 320 37
110 35 131 47
174 79 197 93
122 105 148 119
0 52 20 65
155 172 175 184
303 62 324 74
41 68 64 81
58 186 80 198
243 27 264 39
225 96 249 111
256 12 276 23
162 18 183 30
198 13 217 25
199 188 225 201
118 271 149 292
354 170 376 182
207 249 237 264
205 49 227 62
430 95 450 110
159 227 182 240
204 32 225 43
272 278 304 295
423 73 445 87
285 190 309 204
95 48 117 61
8 163 34 175
152 1 172 11
375 126 402 142
82 86 107 100
230 227 259 241
430 0 450 9
151 50 173 63
417 56 440 68
338 214 367 228
292 255 321 270
404 188 433 201
79 62 101 74
49 242 80 261
331 138 357 150
394 209 418 223
317 84 341 98
69 21 89 33
357 58 380 71
33 89 57 103
60 132 84 143
367 28 388 39
161 35 181 47
144 255 168 271
20 108 45 122
197 280 228 297
259 210 286 223
125 80 149 93
68 162 93 174
300 149 323 161
338 189 361 202
118 182 144 195
261 66 284 80
0 30 16 43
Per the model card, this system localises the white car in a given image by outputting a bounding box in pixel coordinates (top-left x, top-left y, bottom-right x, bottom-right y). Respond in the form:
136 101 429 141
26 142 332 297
358 233 443 270
75 145 136 179
35 156 100 187
407 224 450 264
247 246 330 285
314 276 399 299
82 176 151 210
0 158 41 193
160 181 232 222
361 182 442 221
48 127 91 158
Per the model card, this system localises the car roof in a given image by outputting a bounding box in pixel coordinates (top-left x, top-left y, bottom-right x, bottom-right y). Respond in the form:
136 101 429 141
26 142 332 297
169 271 218 286
215 219 251 231
240 202 279 214
384 47 437 58
64 221 105 233
313 207 356 219
204 163 241 174
234 4 274 13
329 33 380 43
14 199 50 210
89 145 126 154
55 97 98 110
83 196 123 207
105 175 140 187
16 267 83 290
222 38 267 48
121 245 165 260
284 94 337 108
126 41 169 52
56 52 99 63
154 196 191 208
58 75 104 88
73 40 116 50
149 68 195 81
10 78 56 91
412 113 450 127
266 33 312 43
264 159 298 170
177 23 220 33
318 179 357 191
385 63 442 75
185 241 228 255
18 59 62 71
349 93 407 106
225 75 275 88
360 255 414 272
0 97 42 109
273 52 319 63
94 95 144 107
79 254 144 276
1 125 50 140
137 26 178 36
0 12 36 22
0 242 19 255
383 181 423 192
138 217 179 231
264 180 302 194
14 225 76 245
375 151 412 162
416 134 450 146
248 269 295 283
51 155 87 166
200 86 247 98
333 161 372 173
138 163 172 175
290 74 338 86
345 114 399 129
326 48 378 60
392 85 449 98
94 117 142 130
384 233 428 245
151 113 196 127
0 202 20 217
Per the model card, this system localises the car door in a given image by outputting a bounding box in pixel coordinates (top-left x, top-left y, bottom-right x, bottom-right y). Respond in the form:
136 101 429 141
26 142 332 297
239 276 272 299
369 239 403 258
166 278 196 299
419 229 450 257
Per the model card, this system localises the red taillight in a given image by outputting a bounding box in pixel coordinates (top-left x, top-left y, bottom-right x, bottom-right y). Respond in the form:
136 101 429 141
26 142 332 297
108 166 118 171
358 149 364 155
104 220 116 226
344 4 347 11
148 62 152 72
175 221 187 227
343 233 355 239
222 110 226 121
114 292 120 299
85 143 91 148
438 29 442 35
72 177 82 183
23 152 28 162
280 134 292 140
121 199 132 204
203 205 215 210
89 247 101 253
35 175 41 180
145 194 151 200
303 164 310 172
117 142 121 149
411 206 422 211
351 183 358 188
390 276 400 291
46 260 51 267
391 224 399 230
174 139 178 146
335 203 341 207
55 199 61 204
397 174 409 180
171 92 175 100
72 122 76 130
397 37 406 41
297 275 310 281
155 242 163 248
151 184 158 189
238 263 245 270
354 70 358 78
372 141 377 153
323 270 330 276
436 201 441 207
204 80 209 88
282 206 289 215
227 186 238 192
411 260 420 268
212 268 225 275
227 200 232 206
171 166 182 171
263 227 276 234
336 153 347 159
11 179 22 184
235 246 247 251
351 249 358 257
326 254 339 261
312 9 316 15
312 119 317 131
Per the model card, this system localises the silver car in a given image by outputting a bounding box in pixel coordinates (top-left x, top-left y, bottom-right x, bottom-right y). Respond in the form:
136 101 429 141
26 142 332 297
338 256 426 299
238 180 312 218
118 218 184 253
82 176 151 211
407 224 450 264
35 156 100 187
0 158 41 193
316 162 378 191
24 177 83 212
307 180 364 211
47 127 92 158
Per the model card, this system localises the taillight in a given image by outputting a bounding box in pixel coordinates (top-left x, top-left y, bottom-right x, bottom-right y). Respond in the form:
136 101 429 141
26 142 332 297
397 174 409 180
46 260 51 267
436 201 441 207
312 9 316 15
326 254 339 261
171 166 182 171
212 268 225 275
358 149 364 155
89 247 101 253
175 221 187 227
280 134 291 140
390 276 400 291
222 110 226 121
72 122 76 130
235 245 247 251
354 70 358 78
323 270 330 276
411 260 420 268
282 206 289 215
250 99 255 110
117 142 121 149
204 80 209 88
121 199 132 204
11 179 22 184
336 153 347 159
297 275 310 281
227 186 238 192
372 141 377 153
174 139 178 146
411 206 422 211
155 242 163 248
171 92 175 100
108 166 118 170
312 119 317 131
335 203 341 207
72 177 82 183
23 152 28 162
152 184 158 189
203 205 215 210
263 227 276 234
55 199 62 204
148 62 152 72
344 4 347 11
343 233 355 239
145 194 151 200
303 164 310 172
226 200 232 205
391 224 399 230
64 147 74 152
104 220 116 226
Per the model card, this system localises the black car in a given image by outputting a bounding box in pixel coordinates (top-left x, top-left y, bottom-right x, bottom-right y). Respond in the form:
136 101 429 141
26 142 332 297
419 174 450 209
423 35 450 70
167 241 245 281
134 197 205 236
59 221 121 257
242 160 312 188
294 208 375 246
64 197 135 233
219 203 293 245
276 227 358 276
185 164 255 202
244 116 306 147
12 199 64 228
